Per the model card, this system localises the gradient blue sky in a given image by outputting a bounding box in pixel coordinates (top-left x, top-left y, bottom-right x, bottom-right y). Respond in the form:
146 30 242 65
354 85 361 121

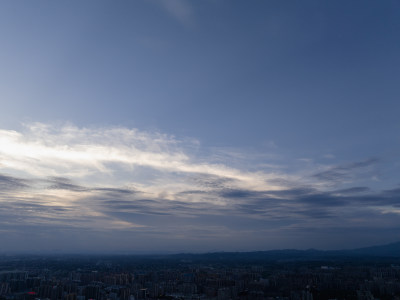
0 0 400 253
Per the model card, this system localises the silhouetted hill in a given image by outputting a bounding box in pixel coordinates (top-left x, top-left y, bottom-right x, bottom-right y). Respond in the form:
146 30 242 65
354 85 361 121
348 241 400 257
168 241 400 262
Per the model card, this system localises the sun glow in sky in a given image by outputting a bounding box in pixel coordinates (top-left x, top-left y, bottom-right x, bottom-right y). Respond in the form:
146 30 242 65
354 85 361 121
0 0 400 253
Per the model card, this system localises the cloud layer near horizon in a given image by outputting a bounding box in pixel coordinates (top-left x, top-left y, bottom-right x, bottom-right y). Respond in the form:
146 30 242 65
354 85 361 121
0 123 398 253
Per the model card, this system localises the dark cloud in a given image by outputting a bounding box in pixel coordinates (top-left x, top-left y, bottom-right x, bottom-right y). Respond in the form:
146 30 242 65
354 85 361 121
92 187 135 194
382 187 400 197
332 187 370 194
177 190 206 195
46 177 136 194
0 204 88 231
89 194 173 216
268 188 315 198
98 196 214 217
47 177 87 192
286 187 398 209
0 173 30 191
298 193 348 207
102 199 169 215
214 182 400 222
190 173 235 189
219 187 316 200
343 158 379 169
220 189 263 199
5 201 70 212
296 209 334 219
313 158 378 183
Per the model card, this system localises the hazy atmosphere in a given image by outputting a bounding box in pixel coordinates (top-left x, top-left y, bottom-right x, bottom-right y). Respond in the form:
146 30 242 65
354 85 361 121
1 0 400 253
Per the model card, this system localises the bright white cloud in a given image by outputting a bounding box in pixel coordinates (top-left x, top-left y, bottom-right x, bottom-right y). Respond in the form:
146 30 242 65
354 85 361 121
0 123 288 193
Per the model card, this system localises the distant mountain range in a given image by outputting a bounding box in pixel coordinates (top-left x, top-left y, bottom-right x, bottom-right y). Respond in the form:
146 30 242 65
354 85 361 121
168 241 400 262
4 241 400 259
347 241 400 256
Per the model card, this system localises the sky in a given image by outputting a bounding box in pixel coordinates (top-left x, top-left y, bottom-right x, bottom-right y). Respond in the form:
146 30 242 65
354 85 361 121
0 0 400 253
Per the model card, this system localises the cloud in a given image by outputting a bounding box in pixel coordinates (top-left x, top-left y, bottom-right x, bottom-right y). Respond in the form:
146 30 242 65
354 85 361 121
47 177 87 192
0 122 398 252
0 173 29 191
0 123 282 193
331 187 370 195
312 158 378 184
45 177 136 195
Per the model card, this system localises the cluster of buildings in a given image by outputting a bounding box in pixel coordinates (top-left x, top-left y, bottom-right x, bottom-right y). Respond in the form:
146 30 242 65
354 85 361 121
0 256 400 300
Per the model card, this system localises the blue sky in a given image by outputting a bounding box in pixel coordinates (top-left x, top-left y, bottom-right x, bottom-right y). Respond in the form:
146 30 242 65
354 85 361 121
0 0 399 253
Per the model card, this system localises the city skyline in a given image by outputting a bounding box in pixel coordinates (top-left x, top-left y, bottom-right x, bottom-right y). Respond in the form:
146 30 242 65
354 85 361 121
0 0 399 253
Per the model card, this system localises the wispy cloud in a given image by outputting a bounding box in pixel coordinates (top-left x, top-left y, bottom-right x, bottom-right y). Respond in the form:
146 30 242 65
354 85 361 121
312 158 379 185
0 122 397 252
0 173 29 191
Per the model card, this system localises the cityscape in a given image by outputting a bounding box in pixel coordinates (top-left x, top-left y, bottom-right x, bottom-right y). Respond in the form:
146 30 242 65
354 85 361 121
1 243 400 300
1 1 400 300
